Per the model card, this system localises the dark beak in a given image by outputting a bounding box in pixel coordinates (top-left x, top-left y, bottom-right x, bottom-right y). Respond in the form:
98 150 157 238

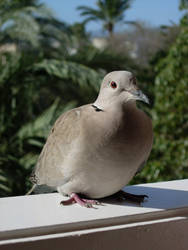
130 90 150 104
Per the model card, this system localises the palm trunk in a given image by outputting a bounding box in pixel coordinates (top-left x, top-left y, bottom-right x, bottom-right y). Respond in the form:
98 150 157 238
107 22 114 38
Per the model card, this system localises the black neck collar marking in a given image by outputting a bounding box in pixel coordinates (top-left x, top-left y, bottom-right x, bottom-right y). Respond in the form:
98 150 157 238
92 104 104 112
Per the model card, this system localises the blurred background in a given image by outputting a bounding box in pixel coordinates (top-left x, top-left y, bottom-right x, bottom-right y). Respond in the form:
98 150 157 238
0 0 187 197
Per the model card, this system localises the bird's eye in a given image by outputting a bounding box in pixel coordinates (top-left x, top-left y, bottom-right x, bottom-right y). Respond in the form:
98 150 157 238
110 81 117 89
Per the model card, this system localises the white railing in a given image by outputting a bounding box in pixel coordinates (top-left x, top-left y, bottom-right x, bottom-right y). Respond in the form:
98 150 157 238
1 179 188 250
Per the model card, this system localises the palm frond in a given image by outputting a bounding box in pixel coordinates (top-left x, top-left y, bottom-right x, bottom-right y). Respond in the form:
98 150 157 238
33 59 102 91
3 13 40 47
77 6 104 21
16 98 77 142
0 1 54 47
17 98 60 140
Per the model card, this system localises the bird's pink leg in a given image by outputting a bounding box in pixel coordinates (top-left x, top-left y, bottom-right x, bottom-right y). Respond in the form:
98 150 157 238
61 193 101 208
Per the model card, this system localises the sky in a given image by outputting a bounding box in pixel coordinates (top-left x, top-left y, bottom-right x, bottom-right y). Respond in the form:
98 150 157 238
41 0 184 33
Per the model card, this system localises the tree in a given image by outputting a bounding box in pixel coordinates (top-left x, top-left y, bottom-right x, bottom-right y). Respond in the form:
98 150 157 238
0 0 53 47
77 0 133 36
132 10 188 184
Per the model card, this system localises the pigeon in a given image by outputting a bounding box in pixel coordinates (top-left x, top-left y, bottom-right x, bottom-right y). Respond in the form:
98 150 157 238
28 71 153 207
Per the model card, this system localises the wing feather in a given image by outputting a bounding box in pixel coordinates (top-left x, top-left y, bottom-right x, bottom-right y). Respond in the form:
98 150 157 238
32 106 83 186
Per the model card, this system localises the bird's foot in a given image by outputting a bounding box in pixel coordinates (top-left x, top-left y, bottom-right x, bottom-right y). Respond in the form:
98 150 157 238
115 190 148 204
60 193 101 208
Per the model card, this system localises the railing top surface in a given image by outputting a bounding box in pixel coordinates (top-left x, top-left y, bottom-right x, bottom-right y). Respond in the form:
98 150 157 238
1 179 188 240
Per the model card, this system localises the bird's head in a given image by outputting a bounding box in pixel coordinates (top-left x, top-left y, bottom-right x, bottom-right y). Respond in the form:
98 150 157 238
94 71 149 110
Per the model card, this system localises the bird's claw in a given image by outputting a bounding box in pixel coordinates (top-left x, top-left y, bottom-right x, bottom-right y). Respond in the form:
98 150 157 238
60 193 102 208
85 203 93 208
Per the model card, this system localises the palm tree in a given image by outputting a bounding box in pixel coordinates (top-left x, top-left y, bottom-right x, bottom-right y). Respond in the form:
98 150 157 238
77 0 133 36
0 0 52 47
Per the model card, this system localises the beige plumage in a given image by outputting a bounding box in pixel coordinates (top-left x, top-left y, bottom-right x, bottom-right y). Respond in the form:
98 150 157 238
30 71 153 207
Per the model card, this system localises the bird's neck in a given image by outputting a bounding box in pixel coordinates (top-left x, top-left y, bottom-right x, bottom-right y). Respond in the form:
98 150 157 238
93 97 137 113
93 94 121 111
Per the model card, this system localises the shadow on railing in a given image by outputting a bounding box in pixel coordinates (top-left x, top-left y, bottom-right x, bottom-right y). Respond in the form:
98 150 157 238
99 184 188 210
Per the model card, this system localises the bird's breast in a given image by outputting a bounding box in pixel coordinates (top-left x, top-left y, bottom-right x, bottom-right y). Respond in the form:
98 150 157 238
83 107 152 165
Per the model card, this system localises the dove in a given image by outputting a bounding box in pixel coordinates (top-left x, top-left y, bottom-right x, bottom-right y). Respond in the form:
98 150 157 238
28 71 153 207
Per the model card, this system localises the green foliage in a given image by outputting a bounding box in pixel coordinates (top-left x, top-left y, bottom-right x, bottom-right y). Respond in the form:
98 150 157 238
179 0 188 10
0 0 52 47
132 13 188 184
34 59 101 92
